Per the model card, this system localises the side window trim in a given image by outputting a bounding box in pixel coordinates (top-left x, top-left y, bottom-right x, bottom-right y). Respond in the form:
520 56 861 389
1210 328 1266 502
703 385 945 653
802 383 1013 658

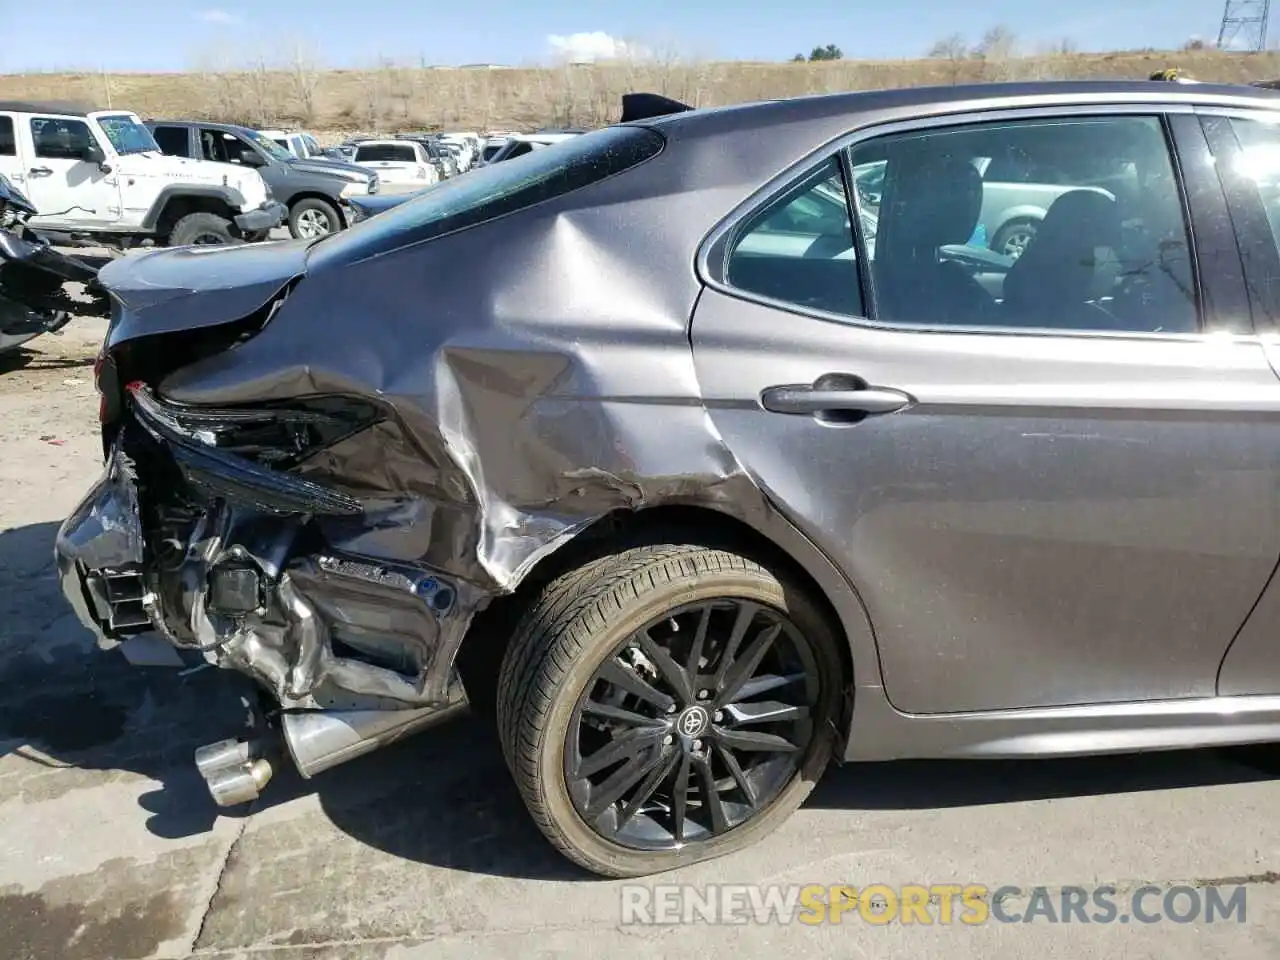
1166 113 1253 334
1194 107 1280 334
839 146 878 318
698 102 1216 341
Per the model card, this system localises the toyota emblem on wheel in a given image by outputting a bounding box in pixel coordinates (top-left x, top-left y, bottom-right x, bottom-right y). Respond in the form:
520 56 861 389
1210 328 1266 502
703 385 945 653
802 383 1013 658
677 706 709 738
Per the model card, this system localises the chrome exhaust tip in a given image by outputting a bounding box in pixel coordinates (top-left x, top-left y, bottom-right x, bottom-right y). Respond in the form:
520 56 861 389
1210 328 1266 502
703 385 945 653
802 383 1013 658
195 737 274 807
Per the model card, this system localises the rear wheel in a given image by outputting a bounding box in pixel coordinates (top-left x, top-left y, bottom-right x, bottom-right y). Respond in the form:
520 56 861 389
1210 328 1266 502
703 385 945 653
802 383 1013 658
288 198 341 239
992 218 1038 259
168 212 236 247
496 544 842 878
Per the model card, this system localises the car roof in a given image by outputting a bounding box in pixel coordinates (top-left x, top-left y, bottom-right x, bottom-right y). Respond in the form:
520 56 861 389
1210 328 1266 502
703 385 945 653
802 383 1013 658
636 79 1280 140
353 139 418 147
512 132 581 142
0 100 95 117
146 119 256 134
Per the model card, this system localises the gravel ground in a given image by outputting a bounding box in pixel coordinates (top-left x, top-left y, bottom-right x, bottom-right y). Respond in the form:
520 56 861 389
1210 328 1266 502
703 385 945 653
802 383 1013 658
4 285 1280 959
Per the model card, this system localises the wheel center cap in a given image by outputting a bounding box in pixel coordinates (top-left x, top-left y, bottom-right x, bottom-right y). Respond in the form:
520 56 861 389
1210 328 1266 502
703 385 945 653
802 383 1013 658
676 705 709 739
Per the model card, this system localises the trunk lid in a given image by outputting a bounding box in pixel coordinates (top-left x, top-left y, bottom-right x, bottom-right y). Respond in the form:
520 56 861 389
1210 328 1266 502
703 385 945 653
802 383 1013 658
99 238 310 348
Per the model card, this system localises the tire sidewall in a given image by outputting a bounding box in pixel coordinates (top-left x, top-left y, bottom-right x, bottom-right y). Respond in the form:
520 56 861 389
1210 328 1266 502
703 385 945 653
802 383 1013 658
994 218 1038 257
289 199 339 238
534 565 841 876
169 213 233 247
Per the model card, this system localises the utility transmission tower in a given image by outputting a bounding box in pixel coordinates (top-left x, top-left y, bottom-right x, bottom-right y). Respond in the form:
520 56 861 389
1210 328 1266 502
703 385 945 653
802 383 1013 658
1218 0 1272 52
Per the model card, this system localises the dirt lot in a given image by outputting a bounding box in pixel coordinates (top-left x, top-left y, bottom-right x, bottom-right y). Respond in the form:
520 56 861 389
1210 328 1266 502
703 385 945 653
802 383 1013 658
5 312 1280 958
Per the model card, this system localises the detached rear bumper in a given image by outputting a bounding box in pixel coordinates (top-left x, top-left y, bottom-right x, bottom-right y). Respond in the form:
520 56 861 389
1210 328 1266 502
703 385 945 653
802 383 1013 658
234 200 287 234
54 443 149 648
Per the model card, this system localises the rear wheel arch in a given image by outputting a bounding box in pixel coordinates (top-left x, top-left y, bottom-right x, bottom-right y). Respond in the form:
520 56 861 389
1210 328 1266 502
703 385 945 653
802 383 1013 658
457 503 869 745
149 189 239 242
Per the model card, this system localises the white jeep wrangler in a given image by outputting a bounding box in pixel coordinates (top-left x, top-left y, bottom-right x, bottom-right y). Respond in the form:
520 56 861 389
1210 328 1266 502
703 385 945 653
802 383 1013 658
0 100 285 249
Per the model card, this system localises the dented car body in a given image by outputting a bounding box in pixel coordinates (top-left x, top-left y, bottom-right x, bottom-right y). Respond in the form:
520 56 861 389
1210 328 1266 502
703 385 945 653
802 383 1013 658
57 118 761 799
54 82 1280 878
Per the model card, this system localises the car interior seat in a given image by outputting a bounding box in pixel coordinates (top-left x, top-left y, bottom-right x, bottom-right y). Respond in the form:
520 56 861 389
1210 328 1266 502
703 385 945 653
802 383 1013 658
873 153 1002 327
1000 189 1125 330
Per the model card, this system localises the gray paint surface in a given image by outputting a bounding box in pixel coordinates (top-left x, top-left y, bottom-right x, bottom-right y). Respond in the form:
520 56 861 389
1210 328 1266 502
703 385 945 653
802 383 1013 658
53 80 1280 779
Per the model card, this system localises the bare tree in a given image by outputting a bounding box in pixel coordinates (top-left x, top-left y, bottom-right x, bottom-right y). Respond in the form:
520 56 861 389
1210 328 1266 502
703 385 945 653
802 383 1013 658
191 42 248 122
284 38 324 125
928 34 969 59
973 25 1019 61
358 56 395 132
241 49 281 127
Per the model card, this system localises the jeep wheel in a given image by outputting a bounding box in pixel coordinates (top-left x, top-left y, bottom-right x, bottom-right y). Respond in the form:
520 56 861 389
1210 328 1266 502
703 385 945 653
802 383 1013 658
496 543 842 878
289 198 341 239
169 213 236 247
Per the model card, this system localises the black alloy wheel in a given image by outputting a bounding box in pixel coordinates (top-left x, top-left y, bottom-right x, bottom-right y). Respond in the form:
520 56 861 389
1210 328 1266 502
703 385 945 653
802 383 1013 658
565 598 820 850
496 543 842 878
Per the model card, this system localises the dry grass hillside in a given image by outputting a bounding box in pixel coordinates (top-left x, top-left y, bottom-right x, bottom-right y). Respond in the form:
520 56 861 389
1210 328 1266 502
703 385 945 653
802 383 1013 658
2 48 1279 139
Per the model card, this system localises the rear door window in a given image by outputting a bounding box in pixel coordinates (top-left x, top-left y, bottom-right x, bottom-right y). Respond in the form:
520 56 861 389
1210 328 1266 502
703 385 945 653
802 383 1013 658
722 156 864 318
0 116 15 156
848 114 1197 333
355 143 417 163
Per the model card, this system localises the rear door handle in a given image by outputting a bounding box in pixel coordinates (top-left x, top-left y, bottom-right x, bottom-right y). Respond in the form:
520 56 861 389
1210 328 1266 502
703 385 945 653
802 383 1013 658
760 376 913 417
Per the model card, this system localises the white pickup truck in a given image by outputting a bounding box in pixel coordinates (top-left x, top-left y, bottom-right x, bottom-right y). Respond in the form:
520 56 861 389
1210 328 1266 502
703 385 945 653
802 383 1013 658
0 100 284 249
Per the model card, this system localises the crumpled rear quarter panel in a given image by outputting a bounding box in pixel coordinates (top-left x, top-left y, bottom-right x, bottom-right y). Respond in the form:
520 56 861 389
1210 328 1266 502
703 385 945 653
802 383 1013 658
154 136 789 595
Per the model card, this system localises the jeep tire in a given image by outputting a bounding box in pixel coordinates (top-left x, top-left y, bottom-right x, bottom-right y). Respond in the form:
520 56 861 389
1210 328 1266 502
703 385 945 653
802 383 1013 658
168 212 236 247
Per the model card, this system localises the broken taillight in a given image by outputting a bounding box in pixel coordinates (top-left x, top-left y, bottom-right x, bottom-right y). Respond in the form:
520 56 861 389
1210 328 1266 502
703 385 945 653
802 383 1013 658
94 349 124 426
125 383 385 470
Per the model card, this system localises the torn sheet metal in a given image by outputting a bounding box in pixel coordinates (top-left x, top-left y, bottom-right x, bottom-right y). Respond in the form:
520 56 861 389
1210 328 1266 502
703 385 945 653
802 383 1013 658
56 118 810 726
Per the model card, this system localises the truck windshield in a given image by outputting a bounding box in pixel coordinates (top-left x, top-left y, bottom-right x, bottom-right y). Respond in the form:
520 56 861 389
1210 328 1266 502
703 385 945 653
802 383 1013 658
95 114 161 155
242 130 294 162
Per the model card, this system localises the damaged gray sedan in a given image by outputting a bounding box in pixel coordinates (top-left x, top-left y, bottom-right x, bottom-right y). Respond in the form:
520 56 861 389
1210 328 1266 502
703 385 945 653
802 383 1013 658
54 80 1280 877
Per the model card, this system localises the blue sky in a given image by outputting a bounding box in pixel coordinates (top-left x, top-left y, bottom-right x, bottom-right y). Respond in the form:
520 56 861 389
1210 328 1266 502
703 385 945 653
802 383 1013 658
0 0 1242 72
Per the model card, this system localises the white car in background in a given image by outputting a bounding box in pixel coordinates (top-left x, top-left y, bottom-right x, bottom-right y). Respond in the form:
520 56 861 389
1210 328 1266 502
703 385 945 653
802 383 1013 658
351 140 441 192
259 128 327 160
482 132 584 165
438 132 481 171
480 136 508 163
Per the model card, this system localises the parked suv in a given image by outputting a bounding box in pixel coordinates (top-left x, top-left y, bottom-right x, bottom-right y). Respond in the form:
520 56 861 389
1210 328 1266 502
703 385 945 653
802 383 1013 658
0 100 284 248
147 120 378 239
394 135 459 178
351 139 442 191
